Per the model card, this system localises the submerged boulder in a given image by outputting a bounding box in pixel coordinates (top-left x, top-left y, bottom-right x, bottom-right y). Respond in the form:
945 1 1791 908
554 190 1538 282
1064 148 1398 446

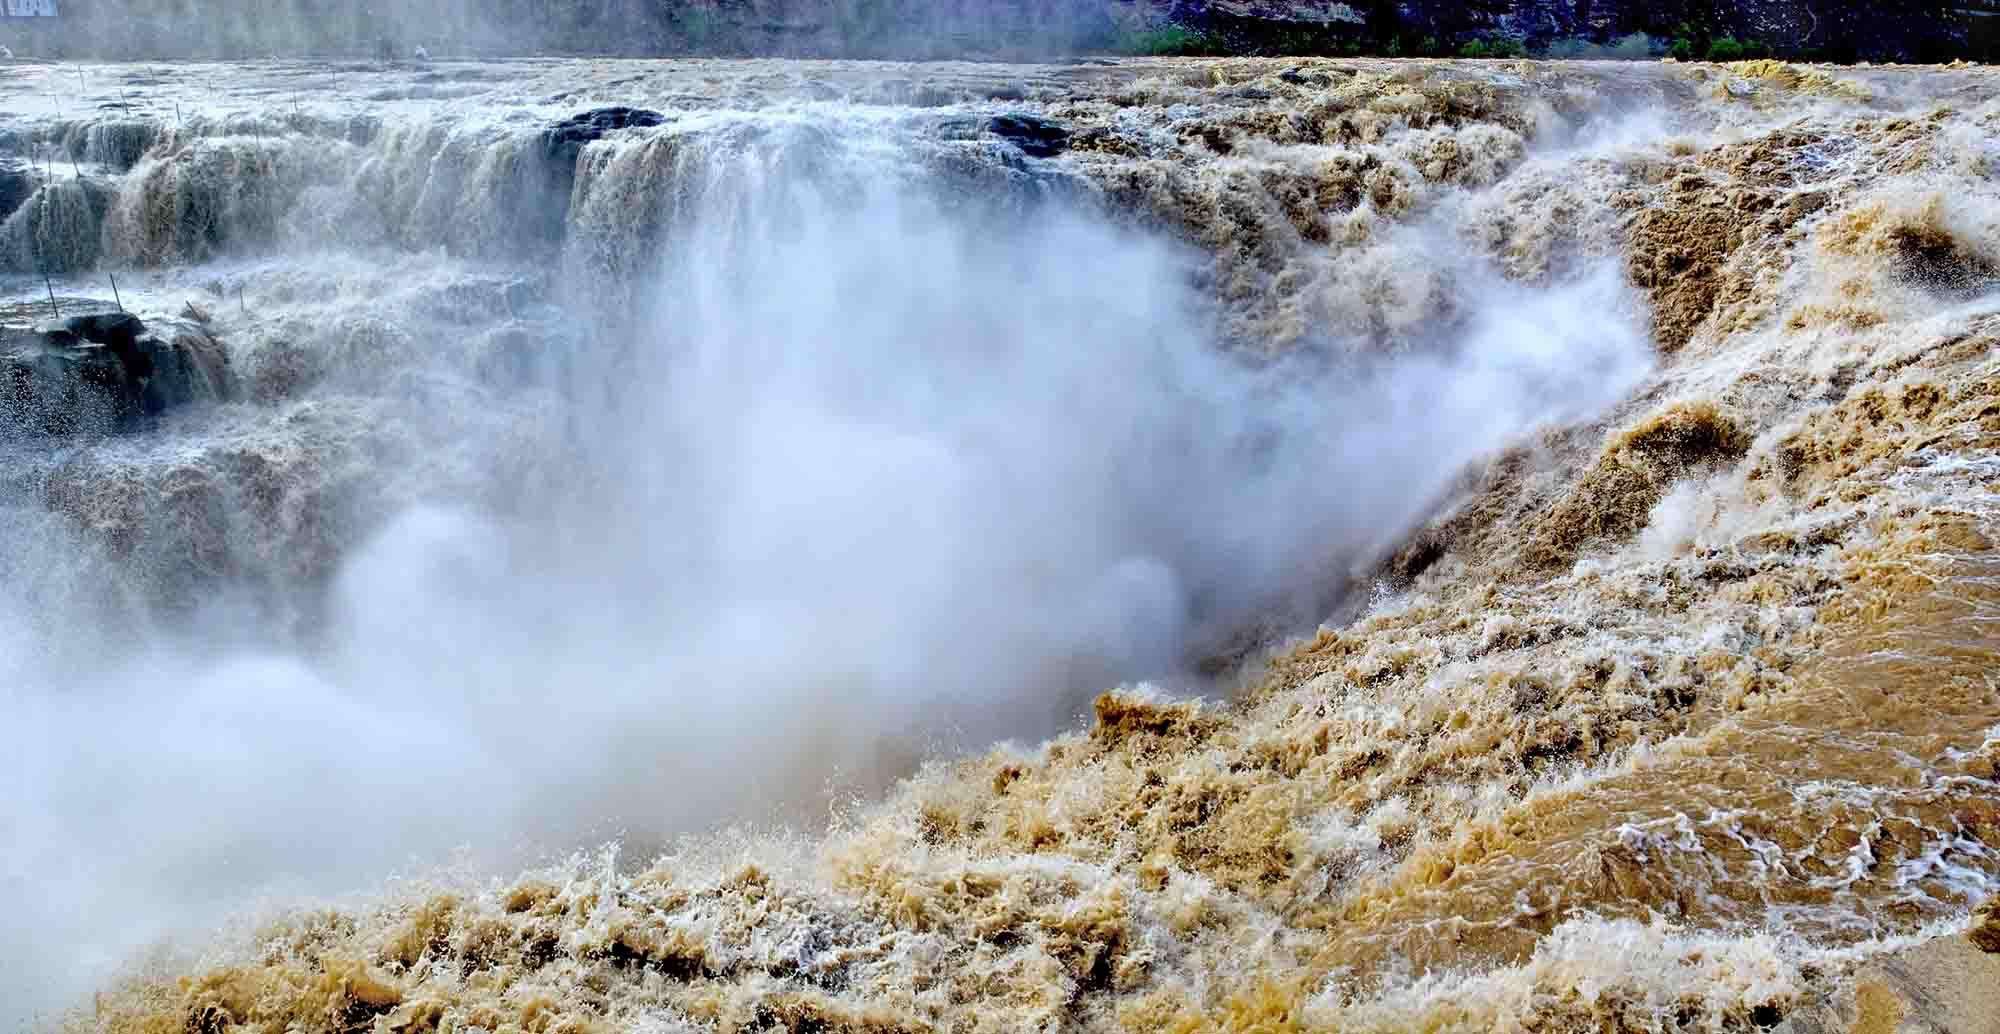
986 114 1069 158
520 107 670 255
64 311 145 353
0 160 34 223
1 311 233 435
542 107 668 169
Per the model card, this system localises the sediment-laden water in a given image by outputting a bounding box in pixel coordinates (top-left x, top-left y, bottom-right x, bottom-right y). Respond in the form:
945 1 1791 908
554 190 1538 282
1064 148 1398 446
1 55 1996 1033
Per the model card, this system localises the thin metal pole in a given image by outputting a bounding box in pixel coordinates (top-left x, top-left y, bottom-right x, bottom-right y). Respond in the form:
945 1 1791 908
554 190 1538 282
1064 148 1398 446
43 271 61 320
108 272 123 312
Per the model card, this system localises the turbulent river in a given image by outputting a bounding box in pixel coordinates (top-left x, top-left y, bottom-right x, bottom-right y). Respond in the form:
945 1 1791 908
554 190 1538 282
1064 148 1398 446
1 55 1997 1034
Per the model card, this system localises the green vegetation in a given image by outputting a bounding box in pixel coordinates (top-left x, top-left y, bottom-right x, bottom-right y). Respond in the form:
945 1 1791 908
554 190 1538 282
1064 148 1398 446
1112 25 1217 57
1661 18 1777 63
1458 37 1526 59
1665 32 1774 62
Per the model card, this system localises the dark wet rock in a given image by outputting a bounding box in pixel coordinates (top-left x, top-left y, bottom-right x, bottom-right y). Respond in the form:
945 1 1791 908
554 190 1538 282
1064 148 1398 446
922 140 1089 215
65 312 146 353
937 114 1075 160
542 106 668 169
1 311 233 435
143 326 233 415
986 114 1069 158
1278 67 1331 88
0 161 35 223
498 107 670 257
935 116 985 143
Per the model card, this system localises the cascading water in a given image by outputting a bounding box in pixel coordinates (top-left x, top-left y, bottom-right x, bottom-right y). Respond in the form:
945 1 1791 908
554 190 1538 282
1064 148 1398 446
1 56 1996 1034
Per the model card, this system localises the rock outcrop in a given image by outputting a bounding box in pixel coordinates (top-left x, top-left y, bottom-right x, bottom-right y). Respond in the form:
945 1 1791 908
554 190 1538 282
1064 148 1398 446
1 310 233 435
984 114 1071 158
0 160 34 225
541 107 669 171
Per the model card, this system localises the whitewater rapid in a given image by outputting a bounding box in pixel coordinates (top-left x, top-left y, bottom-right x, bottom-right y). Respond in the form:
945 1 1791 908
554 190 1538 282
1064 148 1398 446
1 55 1996 1033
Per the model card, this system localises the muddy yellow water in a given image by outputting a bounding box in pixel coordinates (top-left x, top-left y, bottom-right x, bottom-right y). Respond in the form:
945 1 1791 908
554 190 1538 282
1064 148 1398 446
1324 523 2000 978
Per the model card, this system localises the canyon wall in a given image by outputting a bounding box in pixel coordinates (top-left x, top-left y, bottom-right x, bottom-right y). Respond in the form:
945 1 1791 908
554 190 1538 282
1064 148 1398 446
0 0 1976 61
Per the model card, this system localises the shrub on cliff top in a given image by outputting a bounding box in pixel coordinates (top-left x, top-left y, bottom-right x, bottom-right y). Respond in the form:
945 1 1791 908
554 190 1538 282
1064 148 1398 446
1114 25 1216 57
1668 34 1774 63
1459 37 1525 59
